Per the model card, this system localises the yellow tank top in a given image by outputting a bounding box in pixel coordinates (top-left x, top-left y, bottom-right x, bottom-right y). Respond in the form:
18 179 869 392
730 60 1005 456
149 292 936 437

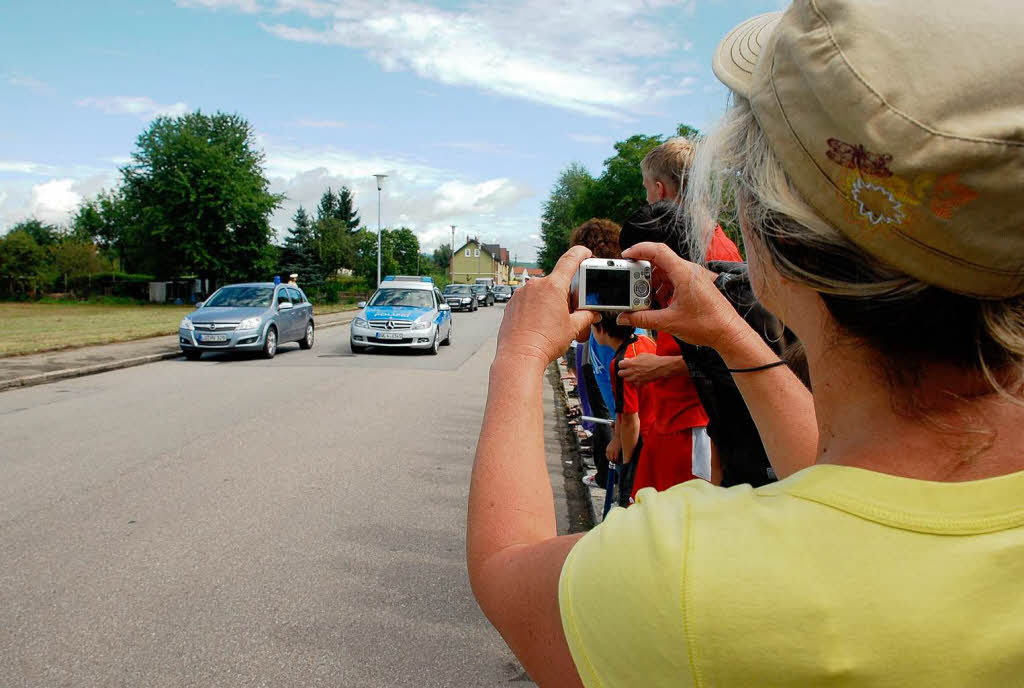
559 464 1024 687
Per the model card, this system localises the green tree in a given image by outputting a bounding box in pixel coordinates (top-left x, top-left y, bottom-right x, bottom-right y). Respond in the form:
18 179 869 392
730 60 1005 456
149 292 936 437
315 186 360 231
537 163 596 273
353 229 395 283
390 227 420 274
10 218 59 247
432 243 452 271
72 189 130 267
281 206 325 279
50 239 103 291
0 230 47 295
119 111 282 281
315 217 355 274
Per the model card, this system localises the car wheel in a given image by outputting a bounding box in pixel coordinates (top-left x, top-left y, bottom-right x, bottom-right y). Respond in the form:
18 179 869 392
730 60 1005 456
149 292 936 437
442 322 452 345
183 349 202 361
350 339 366 353
261 326 277 359
427 332 440 355
299 321 315 349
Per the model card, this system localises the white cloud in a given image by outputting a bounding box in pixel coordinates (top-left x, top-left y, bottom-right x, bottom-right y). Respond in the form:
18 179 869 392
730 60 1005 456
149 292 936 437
76 96 190 119
0 160 58 175
182 0 700 118
261 139 535 254
7 74 55 95
28 180 83 225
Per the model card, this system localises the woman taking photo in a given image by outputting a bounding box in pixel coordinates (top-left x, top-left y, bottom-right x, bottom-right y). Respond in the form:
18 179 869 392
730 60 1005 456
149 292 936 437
467 0 1024 685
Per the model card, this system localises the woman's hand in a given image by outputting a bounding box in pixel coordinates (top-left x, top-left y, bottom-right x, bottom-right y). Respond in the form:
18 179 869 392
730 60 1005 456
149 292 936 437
496 246 600 371
617 242 747 352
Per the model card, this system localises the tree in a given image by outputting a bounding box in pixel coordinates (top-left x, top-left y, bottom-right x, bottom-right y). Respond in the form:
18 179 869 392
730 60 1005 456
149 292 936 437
50 239 102 291
0 230 47 295
315 217 355 275
537 163 596 273
118 111 282 281
315 186 360 231
536 123 729 272
72 189 130 267
281 206 325 279
390 228 420 275
432 243 452 272
10 219 59 247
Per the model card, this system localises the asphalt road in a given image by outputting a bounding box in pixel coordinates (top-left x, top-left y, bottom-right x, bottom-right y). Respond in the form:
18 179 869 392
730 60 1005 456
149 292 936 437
0 303 547 687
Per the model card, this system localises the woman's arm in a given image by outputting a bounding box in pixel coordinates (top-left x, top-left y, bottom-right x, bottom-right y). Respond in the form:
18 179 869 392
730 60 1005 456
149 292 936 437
467 247 599 687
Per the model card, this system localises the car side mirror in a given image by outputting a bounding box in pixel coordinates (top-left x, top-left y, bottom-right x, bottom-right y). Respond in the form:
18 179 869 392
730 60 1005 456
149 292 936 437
195 301 204 309
279 301 294 310
438 303 451 311
357 301 367 309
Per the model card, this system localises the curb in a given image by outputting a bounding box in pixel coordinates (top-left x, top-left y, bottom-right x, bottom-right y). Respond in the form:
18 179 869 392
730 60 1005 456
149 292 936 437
0 313 356 393
553 356 599 529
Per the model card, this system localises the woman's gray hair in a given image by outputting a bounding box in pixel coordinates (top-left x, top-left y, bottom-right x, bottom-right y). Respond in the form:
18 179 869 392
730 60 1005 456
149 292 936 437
684 96 1024 399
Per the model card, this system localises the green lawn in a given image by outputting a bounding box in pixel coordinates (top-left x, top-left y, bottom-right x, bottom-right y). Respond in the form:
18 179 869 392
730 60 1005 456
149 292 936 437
0 302 357 357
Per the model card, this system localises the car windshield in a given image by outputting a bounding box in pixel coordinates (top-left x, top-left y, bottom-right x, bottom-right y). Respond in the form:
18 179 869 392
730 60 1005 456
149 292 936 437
471 285 487 294
494 286 511 294
367 288 433 308
445 285 473 295
204 286 274 308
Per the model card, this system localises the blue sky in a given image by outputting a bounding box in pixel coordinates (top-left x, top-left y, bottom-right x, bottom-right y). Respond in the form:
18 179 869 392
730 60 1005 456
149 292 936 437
1 0 784 261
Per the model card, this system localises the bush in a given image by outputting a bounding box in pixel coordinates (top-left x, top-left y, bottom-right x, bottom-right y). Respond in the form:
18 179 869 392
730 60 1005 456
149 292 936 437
66 272 155 300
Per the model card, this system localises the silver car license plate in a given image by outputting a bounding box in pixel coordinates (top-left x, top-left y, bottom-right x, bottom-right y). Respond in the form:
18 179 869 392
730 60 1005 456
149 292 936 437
376 332 403 340
200 334 228 342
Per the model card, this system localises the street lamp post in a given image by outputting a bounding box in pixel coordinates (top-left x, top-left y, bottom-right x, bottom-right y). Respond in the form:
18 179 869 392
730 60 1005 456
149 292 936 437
450 225 456 283
373 174 388 287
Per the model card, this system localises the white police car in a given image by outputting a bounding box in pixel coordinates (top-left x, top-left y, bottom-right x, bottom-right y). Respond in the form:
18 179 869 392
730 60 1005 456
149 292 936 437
349 276 453 354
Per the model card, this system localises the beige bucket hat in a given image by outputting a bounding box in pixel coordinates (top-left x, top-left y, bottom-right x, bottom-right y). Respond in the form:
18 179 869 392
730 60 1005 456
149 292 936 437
712 0 1024 298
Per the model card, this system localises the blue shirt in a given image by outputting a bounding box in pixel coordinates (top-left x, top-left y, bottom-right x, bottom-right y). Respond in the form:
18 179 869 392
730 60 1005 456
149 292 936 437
588 333 617 416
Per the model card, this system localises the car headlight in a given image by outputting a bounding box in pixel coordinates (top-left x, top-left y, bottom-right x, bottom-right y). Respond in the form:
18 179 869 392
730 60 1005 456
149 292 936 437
238 316 262 330
461 297 471 304
180 317 194 331
414 317 435 330
353 317 368 328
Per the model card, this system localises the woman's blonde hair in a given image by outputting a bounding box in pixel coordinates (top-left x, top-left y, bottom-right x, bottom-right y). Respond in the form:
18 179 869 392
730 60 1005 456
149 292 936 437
685 97 1024 397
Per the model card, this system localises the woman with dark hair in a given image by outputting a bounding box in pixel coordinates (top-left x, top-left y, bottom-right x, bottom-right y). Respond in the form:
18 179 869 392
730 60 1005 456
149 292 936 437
468 1 1024 685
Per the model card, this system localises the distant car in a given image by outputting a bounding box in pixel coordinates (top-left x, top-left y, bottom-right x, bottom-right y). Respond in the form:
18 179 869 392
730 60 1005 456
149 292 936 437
349 276 453 354
492 285 512 302
179 282 314 360
471 284 495 307
443 284 479 311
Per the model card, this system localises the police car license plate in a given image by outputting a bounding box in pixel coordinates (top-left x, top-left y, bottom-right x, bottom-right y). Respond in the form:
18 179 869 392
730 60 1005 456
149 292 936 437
376 332 403 340
199 334 227 342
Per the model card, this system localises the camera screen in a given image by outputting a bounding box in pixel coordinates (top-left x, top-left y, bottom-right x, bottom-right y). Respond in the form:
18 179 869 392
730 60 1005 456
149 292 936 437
584 268 630 307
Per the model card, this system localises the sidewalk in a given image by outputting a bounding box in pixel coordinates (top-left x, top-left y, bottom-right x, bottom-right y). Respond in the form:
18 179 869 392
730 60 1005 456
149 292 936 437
0 310 357 392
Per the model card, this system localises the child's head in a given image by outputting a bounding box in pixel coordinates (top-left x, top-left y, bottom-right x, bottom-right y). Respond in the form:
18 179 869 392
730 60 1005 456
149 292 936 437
620 200 694 262
641 137 697 204
592 311 635 348
570 218 621 258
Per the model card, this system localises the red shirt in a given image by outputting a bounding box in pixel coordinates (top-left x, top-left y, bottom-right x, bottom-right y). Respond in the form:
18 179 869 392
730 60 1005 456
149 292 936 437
646 332 709 434
610 335 657 433
709 225 743 262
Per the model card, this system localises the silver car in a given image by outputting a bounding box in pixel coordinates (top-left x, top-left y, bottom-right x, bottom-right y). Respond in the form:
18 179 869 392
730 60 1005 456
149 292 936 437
178 282 315 360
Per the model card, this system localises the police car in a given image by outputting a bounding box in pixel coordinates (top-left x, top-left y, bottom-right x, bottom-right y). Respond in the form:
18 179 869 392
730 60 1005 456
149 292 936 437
349 276 453 354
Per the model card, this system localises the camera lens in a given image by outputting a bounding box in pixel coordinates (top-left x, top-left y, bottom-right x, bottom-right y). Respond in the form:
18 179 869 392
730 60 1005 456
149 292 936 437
607 260 614 266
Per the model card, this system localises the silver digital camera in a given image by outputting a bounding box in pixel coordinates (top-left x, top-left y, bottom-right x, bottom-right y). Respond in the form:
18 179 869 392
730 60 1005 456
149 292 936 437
571 258 653 312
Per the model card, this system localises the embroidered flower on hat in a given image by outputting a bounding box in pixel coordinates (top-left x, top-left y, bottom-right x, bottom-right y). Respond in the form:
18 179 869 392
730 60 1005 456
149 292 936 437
851 178 906 226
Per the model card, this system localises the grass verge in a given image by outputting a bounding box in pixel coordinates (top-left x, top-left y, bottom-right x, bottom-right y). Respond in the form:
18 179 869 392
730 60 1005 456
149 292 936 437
0 302 357 357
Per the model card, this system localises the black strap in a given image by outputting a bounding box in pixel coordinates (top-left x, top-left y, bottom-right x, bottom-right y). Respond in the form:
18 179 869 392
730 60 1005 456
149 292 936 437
726 360 787 373
611 335 638 415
